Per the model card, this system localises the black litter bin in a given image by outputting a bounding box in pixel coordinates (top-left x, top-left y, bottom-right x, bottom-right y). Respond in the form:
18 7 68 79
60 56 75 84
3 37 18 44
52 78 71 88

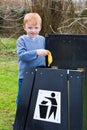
14 34 87 130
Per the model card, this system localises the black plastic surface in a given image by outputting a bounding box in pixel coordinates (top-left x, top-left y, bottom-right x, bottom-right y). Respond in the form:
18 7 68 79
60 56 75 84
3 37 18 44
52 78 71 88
45 34 87 69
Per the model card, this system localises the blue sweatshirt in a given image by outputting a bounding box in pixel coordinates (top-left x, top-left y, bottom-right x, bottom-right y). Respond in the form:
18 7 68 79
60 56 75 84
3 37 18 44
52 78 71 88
16 34 45 79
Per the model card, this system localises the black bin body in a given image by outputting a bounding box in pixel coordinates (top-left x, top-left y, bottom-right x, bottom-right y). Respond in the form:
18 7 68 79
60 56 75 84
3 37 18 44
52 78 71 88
14 68 87 130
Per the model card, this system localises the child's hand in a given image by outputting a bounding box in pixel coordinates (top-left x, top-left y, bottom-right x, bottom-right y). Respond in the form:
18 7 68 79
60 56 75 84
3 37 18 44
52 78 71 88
37 49 53 66
36 49 48 56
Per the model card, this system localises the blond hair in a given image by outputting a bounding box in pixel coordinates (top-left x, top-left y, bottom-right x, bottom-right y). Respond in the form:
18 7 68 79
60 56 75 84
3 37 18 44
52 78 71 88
23 13 42 27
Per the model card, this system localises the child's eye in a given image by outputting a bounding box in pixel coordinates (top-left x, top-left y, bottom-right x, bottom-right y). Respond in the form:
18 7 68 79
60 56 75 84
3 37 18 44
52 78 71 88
35 27 38 29
28 27 32 29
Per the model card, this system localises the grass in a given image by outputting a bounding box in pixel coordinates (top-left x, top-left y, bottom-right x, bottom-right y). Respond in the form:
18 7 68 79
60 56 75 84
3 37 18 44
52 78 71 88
0 37 18 130
0 37 17 49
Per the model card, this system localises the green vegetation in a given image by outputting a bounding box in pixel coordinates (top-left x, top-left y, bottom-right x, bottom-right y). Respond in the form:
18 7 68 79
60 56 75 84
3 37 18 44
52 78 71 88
0 37 17 50
0 38 18 130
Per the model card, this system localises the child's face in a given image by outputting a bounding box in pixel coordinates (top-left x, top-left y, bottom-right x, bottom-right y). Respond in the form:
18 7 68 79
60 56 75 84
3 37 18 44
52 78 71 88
24 22 41 38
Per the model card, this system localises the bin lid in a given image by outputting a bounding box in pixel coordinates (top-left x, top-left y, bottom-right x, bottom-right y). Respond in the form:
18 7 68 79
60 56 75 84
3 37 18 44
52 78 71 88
45 34 87 69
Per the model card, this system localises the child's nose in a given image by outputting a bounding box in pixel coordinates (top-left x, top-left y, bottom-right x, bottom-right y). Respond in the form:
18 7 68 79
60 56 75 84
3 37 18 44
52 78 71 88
31 28 36 32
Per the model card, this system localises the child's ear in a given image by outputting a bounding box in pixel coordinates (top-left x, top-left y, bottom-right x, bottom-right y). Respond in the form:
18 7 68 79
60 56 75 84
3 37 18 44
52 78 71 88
23 25 26 31
23 24 24 28
39 28 41 31
39 26 42 31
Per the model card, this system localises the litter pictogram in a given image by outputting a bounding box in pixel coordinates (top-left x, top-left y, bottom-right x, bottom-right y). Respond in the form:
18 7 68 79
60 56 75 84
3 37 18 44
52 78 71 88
33 89 61 124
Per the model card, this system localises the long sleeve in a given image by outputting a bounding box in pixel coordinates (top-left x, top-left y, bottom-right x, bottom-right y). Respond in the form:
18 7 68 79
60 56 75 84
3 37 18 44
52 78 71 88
17 39 38 62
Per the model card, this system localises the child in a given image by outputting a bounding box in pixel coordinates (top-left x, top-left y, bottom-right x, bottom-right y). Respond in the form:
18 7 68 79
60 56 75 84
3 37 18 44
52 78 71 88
16 13 49 105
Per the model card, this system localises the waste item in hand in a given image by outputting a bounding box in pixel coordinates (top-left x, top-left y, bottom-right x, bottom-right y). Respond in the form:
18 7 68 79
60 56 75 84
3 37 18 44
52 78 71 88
46 50 53 66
